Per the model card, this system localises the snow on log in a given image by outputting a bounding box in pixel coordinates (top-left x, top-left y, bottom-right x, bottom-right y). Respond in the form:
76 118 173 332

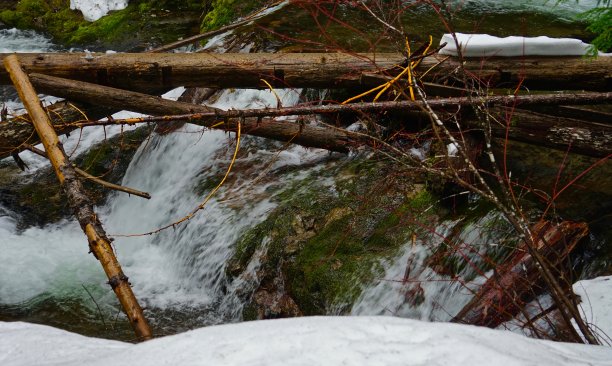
439 33 611 57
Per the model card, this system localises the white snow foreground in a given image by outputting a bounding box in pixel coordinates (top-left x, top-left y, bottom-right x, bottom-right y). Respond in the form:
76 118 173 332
439 33 611 57
70 0 128 22
2 317 612 366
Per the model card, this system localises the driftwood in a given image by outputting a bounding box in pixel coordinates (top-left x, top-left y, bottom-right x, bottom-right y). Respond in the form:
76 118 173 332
451 220 588 329
1 53 610 92
3 55 153 341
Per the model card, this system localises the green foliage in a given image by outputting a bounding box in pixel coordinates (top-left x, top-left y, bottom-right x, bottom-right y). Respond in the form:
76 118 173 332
580 6 612 52
201 0 260 31
555 0 612 52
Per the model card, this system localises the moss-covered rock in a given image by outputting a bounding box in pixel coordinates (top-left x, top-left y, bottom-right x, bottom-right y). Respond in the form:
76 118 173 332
0 0 207 50
200 0 261 32
228 156 441 318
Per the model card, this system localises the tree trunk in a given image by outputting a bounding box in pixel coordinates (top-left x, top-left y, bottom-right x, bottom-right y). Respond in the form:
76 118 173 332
3 55 153 341
484 107 612 158
0 52 406 93
1 53 610 91
28 73 370 153
2 73 610 161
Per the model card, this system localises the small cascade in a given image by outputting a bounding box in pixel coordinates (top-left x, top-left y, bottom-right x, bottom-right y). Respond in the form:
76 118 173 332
352 211 513 323
0 1 607 341
0 82 331 336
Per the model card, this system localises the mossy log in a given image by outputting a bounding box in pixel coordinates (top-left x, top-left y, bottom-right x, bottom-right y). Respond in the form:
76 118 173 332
0 53 610 92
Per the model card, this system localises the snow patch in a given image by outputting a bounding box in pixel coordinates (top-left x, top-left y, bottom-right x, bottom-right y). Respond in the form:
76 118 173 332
439 33 611 57
70 0 128 22
2 317 611 366
574 276 612 344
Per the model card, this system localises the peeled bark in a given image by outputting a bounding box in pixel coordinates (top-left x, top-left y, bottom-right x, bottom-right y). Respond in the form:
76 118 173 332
3 55 153 341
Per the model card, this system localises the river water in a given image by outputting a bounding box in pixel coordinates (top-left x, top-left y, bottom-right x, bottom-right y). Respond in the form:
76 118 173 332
0 1 605 340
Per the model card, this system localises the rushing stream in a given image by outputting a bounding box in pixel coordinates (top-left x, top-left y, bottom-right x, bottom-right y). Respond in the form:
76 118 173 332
0 1 607 340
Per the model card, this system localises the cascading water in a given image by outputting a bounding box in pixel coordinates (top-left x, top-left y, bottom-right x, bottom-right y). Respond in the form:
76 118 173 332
0 0 606 341
0 29 331 336
352 212 512 322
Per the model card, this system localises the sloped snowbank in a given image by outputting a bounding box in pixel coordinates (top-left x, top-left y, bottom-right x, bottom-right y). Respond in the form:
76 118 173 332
574 276 612 342
2 317 612 366
70 0 128 22
439 33 611 57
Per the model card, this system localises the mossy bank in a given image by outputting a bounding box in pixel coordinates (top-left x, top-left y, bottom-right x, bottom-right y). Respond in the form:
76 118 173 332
0 0 263 50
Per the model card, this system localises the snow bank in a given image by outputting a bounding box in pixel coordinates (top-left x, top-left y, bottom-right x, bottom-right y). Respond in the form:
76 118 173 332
574 276 612 342
439 33 610 57
2 317 612 366
70 0 128 22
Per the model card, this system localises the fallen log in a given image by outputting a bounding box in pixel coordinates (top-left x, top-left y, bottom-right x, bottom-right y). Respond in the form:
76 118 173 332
486 108 612 158
34 74 608 157
421 55 612 91
1 53 610 91
0 53 406 93
451 220 588 329
27 73 370 153
3 55 152 341
2 74 610 161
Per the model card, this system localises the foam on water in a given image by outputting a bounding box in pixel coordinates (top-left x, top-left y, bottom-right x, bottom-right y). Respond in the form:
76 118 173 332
0 28 56 53
0 83 328 327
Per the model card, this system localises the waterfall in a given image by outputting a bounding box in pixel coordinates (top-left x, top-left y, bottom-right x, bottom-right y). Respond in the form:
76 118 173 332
0 35 330 332
352 212 512 324
1 1 604 340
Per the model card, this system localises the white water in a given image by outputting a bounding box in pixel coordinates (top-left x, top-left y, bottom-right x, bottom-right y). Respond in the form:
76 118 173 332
1 1 607 338
0 36 330 325
352 212 511 322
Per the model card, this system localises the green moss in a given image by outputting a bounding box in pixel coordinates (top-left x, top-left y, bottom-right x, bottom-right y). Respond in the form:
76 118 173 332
0 0 207 50
67 6 137 46
230 157 441 316
201 0 260 31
